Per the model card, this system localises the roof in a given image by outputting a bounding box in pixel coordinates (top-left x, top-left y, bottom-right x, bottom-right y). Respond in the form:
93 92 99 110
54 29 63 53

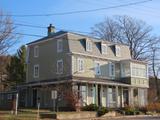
26 30 128 47
27 31 67 45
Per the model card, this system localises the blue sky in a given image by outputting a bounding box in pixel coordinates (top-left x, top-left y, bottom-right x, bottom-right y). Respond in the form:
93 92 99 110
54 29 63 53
0 0 160 54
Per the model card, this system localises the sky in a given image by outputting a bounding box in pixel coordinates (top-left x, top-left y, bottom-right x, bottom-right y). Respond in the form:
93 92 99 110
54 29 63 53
0 0 160 54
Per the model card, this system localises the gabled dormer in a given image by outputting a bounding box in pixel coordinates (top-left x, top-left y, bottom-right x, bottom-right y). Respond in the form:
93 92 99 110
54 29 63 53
115 44 121 57
85 38 92 52
101 42 107 55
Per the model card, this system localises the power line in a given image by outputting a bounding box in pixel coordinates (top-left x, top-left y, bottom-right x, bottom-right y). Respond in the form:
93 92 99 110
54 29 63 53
0 21 91 35
0 0 152 17
0 31 45 37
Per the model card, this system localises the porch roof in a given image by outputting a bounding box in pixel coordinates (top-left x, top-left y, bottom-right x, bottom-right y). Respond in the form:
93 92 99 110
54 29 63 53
20 76 148 88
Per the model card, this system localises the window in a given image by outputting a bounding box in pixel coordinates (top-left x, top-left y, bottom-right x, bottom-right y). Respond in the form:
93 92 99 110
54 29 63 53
121 63 125 77
109 62 115 77
95 61 101 75
57 60 63 74
78 58 84 72
86 40 92 52
101 44 107 54
57 39 63 52
115 45 121 57
34 65 39 78
34 46 39 57
132 67 147 78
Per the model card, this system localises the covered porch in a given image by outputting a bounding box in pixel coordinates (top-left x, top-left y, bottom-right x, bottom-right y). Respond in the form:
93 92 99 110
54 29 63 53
21 78 148 109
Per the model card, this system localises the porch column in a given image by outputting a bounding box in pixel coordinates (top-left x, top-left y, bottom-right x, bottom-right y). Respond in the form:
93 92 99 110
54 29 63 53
106 86 109 107
121 87 124 107
95 84 98 106
115 86 119 108
86 83 88 105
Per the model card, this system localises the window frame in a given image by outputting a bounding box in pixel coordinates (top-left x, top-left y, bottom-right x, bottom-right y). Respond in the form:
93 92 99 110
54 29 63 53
34 45 39 58
57 59 63 74
94 61 101 75
34 64 39 78
57 39 63 53
78 58 84 72
86 40 92 52
101 43 107 54
109 62 115 77
115 45 121 57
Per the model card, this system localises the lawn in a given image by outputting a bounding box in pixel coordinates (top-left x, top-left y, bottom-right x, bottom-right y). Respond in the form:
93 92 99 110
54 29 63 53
0 109 53 120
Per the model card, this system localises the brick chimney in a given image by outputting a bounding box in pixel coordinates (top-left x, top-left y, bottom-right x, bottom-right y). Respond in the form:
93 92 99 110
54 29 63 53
47 24 55 36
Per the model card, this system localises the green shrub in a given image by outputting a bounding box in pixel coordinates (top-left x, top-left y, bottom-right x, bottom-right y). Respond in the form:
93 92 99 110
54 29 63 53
97 107 109 117
81 104 98 111
123 106 138 115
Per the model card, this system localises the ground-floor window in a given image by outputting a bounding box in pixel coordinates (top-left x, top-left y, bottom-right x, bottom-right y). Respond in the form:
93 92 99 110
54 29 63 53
133 88 138 106
80 86 87 105
139 89 145 106
108 86 116 108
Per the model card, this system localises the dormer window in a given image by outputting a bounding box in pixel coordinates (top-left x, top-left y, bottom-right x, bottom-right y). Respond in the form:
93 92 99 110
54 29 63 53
115 45 121 57
86 40 92 52
101 44 107 54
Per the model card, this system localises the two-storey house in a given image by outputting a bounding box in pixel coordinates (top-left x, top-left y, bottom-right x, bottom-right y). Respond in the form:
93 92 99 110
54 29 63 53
24 24 148 109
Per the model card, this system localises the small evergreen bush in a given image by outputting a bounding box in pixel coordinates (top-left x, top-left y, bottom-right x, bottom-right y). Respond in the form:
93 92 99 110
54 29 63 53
81 104 98 111
97 107 109 117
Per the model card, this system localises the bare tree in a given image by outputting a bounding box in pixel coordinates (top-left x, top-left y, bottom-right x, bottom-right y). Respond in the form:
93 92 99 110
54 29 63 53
149 46 160 101
91 15 158 60
0 10 17 55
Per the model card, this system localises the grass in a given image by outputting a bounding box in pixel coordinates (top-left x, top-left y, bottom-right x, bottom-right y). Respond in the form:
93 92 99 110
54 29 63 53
0 108 52 120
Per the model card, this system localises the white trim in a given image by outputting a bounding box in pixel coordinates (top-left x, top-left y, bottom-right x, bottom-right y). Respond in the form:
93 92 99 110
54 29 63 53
34 45 39 58
101 43 107 54
34 64 39 78
57 39 63 53
109 62 115 77
67 52 119 61
86 39 92 52
94 61 101 75
57 59 63 74
77 58 84 72
115 45 121 57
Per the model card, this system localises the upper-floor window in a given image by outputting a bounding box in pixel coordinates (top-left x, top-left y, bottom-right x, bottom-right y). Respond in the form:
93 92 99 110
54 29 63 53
109 62 115 77
78 58 84 72
115 45 121 57
86 40 92 52
101 44 107 54
95 61 101 75
132 67 147 78
34 64 39 78
34 46 39 57
57 59 63 74
57 39 63 52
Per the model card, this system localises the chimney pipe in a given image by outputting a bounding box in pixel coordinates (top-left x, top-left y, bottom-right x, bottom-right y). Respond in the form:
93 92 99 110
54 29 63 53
48 24 55 36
